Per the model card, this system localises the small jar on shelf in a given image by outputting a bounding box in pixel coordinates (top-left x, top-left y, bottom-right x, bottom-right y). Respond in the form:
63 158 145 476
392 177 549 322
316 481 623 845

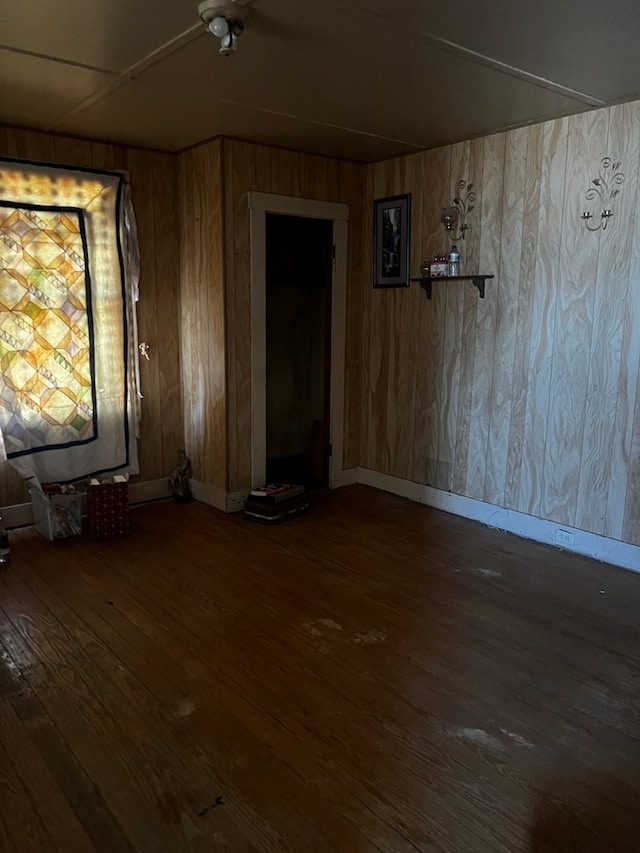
431 253 448 277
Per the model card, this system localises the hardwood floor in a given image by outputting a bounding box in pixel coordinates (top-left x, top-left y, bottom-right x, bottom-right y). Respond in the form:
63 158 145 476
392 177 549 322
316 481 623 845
1 485 639 852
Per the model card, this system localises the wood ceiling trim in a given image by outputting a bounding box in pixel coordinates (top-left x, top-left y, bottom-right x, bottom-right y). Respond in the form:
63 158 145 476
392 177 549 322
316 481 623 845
423 32 605 107
47 25 206 134
331 0 604 107
0 43 116 75
218 98 426 150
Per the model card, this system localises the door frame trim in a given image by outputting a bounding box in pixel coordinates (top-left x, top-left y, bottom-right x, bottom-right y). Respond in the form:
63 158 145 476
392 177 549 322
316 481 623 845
248 192 349 489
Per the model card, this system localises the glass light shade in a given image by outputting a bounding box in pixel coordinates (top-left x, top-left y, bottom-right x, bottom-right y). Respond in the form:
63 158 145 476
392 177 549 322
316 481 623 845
440 207 459 230
209 16 229 37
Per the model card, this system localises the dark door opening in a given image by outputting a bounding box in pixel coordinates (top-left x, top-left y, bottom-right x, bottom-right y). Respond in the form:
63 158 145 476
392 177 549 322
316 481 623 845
265 213 333 490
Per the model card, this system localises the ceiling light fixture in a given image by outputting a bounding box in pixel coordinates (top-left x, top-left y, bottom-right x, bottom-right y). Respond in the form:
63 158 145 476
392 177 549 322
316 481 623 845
199 0 250 56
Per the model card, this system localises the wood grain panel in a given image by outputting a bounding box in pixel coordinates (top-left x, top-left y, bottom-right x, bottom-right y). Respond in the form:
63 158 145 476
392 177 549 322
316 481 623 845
269 147 302 198
53 136 94 169
379 159 405 475
412 146 450 486
176 141 226 491
540 109 609 525
0 125 23 157
89 141 116 171
226 140 256 492
504 122 544 511
484 127 526 505
367 162 392 472
0 126 182 508
222 138 239 492
624 366 640 544
196 142 227 491
22 130 55 163
465 132 505 500
576 102 640 535
357 164 375 470
252 141 271 193
392 155 421 481
517 117 569 517
304 155 339 202
176 148 195 474
378 156 420 481
620 105 640 544
452 138 484 494
437 141 470 491
150 152 183 478
340 159 365 469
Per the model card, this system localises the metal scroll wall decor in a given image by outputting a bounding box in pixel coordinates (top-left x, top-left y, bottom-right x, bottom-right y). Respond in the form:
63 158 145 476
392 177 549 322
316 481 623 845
581 157 625 232
441 180 477 241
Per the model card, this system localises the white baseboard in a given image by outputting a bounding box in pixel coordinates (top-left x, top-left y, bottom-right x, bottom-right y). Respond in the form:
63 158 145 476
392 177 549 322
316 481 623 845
339 468 359 487
1 477 172 529
190 482 248 513
354 467 640 574
190 480 227 512
190 480 249 512
129 478 172 504
0 503 32 529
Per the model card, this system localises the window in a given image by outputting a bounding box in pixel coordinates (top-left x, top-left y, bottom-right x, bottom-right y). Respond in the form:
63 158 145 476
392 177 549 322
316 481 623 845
0 159 140 484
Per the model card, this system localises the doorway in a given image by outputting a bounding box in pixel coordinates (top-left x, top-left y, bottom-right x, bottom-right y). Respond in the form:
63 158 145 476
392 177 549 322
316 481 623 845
248 192 349 490
265 213 333 489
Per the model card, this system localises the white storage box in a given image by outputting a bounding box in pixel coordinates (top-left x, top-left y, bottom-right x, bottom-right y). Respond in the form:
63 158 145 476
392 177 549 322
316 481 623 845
30 489 82 541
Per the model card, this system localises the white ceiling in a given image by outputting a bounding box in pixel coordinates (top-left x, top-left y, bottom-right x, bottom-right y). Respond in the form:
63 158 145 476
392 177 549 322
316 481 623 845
1 0 639 162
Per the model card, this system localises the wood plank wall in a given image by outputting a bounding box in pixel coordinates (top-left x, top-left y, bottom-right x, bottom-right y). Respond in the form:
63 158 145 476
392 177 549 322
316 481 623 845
221 138 364 493
0 126 183 507
176 140 227 493
351 100 640 546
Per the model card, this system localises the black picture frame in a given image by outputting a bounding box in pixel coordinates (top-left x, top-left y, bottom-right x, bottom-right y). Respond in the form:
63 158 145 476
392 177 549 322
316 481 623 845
373 193 411 288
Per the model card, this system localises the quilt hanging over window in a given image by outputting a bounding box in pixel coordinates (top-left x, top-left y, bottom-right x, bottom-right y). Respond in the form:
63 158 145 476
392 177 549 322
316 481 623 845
0 159 140 484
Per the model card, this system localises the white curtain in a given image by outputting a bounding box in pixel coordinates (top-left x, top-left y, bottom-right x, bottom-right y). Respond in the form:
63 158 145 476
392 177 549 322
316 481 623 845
0 159 140 484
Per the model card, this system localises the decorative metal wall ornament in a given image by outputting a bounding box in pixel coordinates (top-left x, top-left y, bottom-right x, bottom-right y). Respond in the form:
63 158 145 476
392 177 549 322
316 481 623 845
441 180 477 241
581 157 625 232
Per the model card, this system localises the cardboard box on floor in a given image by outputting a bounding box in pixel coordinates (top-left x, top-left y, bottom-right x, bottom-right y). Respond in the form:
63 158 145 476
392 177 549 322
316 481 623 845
30 489 82 541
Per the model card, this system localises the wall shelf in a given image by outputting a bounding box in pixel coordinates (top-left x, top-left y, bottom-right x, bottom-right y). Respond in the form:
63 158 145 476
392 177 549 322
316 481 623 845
410 274 494 300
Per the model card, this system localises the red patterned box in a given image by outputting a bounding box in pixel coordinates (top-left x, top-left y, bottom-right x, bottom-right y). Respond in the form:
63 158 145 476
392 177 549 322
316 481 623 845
87 479 130 539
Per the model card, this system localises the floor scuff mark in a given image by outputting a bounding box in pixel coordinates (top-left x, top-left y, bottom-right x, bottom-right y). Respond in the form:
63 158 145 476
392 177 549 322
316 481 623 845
455 728 505 753
453 726 535 753
304 619 387 646
500 728 535 749
353 629 387 645
304 618 343 637
470 567 502 579
317 618 343 632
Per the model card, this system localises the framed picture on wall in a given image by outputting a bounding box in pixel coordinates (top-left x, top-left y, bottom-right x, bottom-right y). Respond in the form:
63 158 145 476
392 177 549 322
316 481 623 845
373 193 411 287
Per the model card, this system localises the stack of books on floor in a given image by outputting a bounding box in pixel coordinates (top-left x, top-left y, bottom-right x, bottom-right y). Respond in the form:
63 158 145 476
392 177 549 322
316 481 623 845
244 483 309 523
